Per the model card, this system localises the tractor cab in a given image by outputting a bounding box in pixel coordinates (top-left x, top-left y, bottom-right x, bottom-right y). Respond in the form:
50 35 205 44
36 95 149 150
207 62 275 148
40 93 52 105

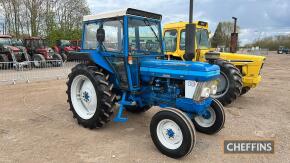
82 8 164 90
23 37 55 60
70 40 81 51
54 39 75 54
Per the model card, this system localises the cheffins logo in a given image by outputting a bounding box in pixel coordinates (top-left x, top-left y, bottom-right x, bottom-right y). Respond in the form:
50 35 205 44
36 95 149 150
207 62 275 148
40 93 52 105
224 140 274 154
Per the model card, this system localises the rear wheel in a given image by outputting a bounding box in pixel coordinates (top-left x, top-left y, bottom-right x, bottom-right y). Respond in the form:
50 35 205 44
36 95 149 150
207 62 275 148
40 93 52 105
191 99 225 134
67 64 116 129
150 109 196 158
33 54 45 68
0 54 9 69
211 59 242 106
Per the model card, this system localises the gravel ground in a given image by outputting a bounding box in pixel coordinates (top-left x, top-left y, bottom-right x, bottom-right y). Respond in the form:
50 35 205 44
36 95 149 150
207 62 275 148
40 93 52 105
0 53 289 163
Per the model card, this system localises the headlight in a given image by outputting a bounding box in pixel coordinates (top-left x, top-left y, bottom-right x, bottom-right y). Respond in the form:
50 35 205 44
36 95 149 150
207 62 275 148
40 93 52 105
201 87 210 98
210 84 217 95
191 80 218 101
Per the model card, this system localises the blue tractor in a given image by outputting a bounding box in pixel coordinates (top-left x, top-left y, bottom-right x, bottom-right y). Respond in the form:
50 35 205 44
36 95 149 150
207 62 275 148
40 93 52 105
67 8 225 158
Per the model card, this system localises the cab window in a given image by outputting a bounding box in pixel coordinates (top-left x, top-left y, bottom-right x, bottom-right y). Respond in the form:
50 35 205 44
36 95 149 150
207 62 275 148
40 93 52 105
164 30 177 52
83 23 99 49
180 28 210 50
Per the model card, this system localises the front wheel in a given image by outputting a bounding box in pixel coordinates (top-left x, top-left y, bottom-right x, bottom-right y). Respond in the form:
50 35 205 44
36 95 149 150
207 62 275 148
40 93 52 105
150 109 196 158
191 99 225 135
52 53 63 67
60 53 67 62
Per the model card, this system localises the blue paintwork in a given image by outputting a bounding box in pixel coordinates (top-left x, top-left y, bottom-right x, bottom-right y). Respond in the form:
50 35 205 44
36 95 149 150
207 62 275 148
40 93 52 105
80 49 114 73
140 59 220 82
175 97 212 115
114 92 128 122
167 129 175 138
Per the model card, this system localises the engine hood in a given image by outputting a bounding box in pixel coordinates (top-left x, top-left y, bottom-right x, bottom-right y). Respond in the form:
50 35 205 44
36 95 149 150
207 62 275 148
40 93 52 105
3 45 20 52
220 52 266 63
140 59 220 82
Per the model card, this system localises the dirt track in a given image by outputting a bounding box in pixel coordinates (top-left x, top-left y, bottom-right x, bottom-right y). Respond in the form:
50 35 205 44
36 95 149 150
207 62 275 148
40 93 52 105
0 53 290 163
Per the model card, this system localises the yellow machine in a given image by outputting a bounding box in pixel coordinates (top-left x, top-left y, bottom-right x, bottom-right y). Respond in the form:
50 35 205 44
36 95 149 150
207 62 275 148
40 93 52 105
164 21 265 105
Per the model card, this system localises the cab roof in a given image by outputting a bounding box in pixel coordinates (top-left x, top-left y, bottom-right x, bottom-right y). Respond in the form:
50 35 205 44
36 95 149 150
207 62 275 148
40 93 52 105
164 21 209 29
0 35 12 38
24 37 46 40
83 8 162 22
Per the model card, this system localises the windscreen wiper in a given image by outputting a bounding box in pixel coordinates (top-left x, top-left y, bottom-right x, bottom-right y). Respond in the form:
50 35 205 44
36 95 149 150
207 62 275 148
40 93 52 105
143 19 161 46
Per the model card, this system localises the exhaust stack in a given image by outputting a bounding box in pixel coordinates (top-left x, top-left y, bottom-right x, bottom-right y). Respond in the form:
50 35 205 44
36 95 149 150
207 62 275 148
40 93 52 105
183 0 196 61
230 17 238 53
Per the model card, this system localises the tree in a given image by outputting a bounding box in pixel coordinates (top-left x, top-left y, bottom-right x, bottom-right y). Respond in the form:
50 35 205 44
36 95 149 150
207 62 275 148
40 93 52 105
0 0 90 44
211 21 240 48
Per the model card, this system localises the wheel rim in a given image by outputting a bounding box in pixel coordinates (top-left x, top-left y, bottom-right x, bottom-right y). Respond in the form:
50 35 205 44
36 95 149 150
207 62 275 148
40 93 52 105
156 119 183 150
34 57 41 67
194 107 216 128
211 71 229 98
71 75 97 120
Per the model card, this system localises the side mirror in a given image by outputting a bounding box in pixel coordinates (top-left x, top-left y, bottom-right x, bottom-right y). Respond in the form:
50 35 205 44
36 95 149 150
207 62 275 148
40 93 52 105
96 28 105 43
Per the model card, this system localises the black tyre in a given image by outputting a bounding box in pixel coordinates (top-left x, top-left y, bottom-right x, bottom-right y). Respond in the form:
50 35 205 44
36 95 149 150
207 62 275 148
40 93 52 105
52 53 63 67
125 105 151 113
0 54 9 69
240 87 251 96
212 59 243 106
33 54 45 68
150 109 196 158
60 53 67 62
67 64 116 129
191 99 225 134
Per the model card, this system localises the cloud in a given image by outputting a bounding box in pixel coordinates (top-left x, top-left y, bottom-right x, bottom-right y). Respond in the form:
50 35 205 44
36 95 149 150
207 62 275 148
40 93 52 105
87 0 290 45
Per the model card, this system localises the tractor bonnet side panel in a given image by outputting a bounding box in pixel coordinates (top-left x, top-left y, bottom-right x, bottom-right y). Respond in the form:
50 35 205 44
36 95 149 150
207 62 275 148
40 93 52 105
140 59 220 82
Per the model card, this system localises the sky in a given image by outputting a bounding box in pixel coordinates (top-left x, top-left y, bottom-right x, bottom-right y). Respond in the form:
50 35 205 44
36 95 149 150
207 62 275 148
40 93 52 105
87 0 290 45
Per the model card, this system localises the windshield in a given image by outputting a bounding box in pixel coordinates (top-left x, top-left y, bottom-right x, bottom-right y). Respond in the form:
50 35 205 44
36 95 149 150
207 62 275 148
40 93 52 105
0 38 12 46
128 18 162 54
196 29 210 49
61 40 71 46
164 30 177 52
38 40 48 48
180 28 210 50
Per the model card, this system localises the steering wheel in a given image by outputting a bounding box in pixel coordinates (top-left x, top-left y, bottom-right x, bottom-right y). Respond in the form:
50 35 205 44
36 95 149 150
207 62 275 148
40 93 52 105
145 40 154 51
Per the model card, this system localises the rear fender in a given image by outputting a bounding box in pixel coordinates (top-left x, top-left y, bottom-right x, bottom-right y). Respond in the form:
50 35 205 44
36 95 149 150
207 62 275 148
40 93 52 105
80 49 114 73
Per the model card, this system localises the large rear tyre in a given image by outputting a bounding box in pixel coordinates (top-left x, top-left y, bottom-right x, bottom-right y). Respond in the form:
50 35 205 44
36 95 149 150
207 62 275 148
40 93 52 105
240 87 251 96
212 59 242 106
67 64 116 129
33 54 45 68
0 54 9 69
191 99 225 134
150 109 196 158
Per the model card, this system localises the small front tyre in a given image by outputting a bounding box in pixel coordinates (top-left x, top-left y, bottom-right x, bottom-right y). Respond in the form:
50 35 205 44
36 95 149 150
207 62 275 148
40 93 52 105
191 99 225 135
150 109 196 158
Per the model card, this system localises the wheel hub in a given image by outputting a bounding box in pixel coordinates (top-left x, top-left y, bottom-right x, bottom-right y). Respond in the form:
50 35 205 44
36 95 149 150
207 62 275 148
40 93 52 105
202 110 211 119
166 128 175 138
82 91 91 103
157 119 183 150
